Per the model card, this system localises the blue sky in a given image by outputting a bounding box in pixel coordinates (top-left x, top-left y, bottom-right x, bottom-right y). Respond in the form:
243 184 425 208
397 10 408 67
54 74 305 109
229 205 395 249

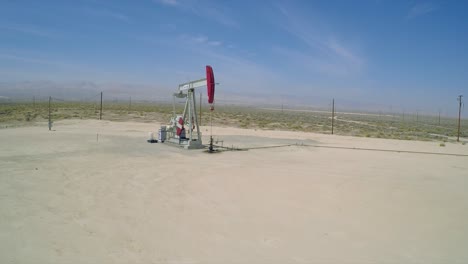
0 0 467 113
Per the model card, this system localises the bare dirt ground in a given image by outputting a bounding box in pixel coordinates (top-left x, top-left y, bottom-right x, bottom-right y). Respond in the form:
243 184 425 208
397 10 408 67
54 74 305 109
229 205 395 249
1 119 468 263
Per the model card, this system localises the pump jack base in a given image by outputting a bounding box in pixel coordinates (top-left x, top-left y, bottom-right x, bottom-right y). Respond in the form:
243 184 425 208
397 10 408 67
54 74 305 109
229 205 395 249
164 138 204 149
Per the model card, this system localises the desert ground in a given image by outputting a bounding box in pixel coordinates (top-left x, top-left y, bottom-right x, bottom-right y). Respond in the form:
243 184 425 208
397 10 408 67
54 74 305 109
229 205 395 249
1 119 468 263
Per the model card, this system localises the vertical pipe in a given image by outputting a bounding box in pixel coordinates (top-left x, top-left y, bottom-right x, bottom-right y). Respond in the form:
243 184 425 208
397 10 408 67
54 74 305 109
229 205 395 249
48 96 51 131
438 109 441 125
199 92 202 127
457 95 463 142
331 98 335 135
209 107 213 151
188 90 193 142
182 93 189 120
100 91 103 120
193 91 200 142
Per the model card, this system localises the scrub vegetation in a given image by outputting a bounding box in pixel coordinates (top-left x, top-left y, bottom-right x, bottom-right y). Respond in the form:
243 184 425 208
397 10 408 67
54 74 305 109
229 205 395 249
1 101 466 142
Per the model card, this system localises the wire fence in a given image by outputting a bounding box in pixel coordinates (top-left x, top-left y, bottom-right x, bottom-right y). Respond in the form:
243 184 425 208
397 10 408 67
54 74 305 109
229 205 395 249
0 92 466 142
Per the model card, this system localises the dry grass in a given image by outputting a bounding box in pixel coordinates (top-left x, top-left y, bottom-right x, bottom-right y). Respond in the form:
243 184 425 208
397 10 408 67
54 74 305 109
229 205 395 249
1 101 466 142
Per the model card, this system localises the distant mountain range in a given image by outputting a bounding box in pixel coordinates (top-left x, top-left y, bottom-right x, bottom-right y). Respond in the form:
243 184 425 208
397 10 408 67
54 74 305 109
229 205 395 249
0 80 171 102
0 80 456 117
0 80 355 109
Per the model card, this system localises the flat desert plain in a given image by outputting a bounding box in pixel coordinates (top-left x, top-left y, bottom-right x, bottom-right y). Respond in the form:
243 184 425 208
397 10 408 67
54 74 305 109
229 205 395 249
1 119 468 263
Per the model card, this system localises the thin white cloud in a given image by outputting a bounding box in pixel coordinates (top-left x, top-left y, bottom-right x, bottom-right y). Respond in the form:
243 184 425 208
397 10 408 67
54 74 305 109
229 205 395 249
274 3 365 76
208 41 222 46
0 51 141 83
327 39 363 67
196 6 239 29
201 50 284 95
143 32 283 94
407 2 438 19
272 46 357 76
0 24 55 38
157 0 178 6
82 7 131 23
193 35 208 43
180 34 223 47
153 0 239 29
0 53 76 68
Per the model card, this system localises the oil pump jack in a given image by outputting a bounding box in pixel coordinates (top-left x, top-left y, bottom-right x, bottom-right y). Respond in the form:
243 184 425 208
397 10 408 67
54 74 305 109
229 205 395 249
158 65 215 149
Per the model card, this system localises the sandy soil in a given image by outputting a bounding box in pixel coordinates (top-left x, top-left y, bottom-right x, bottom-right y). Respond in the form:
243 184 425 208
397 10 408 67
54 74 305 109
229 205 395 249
1 119 468 263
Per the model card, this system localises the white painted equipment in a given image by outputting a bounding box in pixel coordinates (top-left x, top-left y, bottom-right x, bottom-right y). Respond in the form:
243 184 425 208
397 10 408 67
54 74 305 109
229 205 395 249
147 132 158 143
158 126 167 142
165 81 205 149
148 132 154 140
162 66 215 149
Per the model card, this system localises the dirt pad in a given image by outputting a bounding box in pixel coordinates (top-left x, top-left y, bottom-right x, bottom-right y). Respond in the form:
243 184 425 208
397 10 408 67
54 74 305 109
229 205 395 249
1 120 468 263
